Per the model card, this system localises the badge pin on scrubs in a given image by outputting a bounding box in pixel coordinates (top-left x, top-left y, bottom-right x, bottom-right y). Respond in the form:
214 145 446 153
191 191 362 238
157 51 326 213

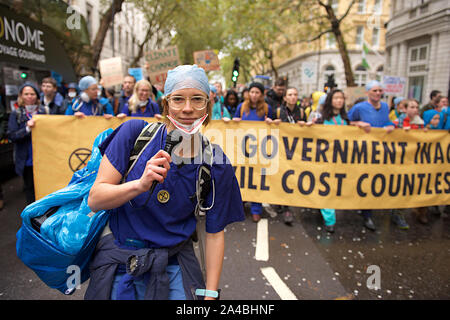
157 190 170 203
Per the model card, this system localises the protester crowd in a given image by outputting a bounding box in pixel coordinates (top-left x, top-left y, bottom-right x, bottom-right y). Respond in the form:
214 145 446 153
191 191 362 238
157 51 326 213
1 72 449 234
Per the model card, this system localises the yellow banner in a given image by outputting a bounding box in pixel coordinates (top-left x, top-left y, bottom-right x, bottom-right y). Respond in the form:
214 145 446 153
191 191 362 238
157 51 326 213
32 115 450 209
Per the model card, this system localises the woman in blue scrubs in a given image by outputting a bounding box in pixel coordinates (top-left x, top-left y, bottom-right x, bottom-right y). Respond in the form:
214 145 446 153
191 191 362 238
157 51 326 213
116 79 160 119
86 65 244 300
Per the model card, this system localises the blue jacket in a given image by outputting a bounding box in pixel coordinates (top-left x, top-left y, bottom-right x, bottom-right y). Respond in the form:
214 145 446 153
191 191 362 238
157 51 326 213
40 92 66 114
65 97 114 116
120 99 159 117
84 233 205 300
7 106 47 175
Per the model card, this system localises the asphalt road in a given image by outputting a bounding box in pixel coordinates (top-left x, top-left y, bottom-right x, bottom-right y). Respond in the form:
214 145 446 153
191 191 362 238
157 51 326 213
1 174 449 300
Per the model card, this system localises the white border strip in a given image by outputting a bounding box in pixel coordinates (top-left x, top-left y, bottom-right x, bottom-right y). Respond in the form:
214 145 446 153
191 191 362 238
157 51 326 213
261 267 297 300
255 218 269 261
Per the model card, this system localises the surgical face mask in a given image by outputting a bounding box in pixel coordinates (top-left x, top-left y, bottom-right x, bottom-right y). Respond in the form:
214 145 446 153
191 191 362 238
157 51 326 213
167 114 208 139
68 91 76 98
138 100 148 107
80 92 90 103
25 105 38 113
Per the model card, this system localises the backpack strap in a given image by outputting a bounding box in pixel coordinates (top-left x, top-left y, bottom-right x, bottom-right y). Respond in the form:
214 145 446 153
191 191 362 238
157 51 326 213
194 134 214 218
122 122 165 183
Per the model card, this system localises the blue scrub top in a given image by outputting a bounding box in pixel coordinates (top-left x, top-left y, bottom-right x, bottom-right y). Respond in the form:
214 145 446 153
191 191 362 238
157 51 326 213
347 101 393 128
65 97 114 116
98 119 245 249
120 99 160 117
234 103 273 121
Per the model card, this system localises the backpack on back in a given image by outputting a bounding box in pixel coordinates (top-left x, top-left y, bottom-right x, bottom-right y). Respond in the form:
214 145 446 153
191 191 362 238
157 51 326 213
16 121 213 294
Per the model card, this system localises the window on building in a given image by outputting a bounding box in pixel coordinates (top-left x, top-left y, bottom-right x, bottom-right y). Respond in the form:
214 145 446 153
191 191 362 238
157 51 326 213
373 0 382 14
409 45 428 64
376 65 384 81
331 0 339 12
372 27 380 48
118 26 122 48
109 26 114 49
408 44 429 104
356 26 364 47
357 0 366 14
326 33 336 49
86 3 93 39
355 64 368 87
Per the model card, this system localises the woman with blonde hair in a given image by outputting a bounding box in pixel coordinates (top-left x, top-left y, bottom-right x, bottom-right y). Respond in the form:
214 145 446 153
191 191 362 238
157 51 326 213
117 79 160 118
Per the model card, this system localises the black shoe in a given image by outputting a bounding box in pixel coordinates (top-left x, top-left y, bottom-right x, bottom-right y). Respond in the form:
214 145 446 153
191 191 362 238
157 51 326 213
324 224 335 233
252 214 261 223
283 210 294 226
392 212 409 230
364 217 376 231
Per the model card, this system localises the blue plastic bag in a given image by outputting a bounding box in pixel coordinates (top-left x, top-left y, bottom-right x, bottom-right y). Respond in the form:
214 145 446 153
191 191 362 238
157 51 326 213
16 129 113 295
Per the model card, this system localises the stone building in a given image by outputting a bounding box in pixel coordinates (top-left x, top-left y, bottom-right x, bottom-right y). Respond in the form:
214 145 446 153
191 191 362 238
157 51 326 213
385 0 450 104
272 0 391 96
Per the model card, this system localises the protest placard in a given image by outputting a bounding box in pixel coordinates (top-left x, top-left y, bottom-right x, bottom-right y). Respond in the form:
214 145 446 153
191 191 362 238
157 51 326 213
383 76 407 95
99 57 123 87
193 50 220 71
345 86 367 106
145 46 180 86
33 116 450 209
128 68 144 81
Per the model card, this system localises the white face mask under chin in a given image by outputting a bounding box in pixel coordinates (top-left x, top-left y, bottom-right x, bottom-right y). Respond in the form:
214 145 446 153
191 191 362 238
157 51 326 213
167 114 208 137
138 100 148 107
25 105 38 113
80 92 90 103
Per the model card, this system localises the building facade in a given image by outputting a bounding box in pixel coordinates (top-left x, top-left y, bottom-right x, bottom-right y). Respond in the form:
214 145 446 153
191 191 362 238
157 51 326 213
272 0 390 96
385 0 450 104
65 0 152 73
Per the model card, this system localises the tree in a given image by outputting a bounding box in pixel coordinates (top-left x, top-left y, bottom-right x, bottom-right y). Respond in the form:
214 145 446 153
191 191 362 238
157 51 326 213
220 0 288 85
127 0 180 67
282 0 357 87
91 0 126 70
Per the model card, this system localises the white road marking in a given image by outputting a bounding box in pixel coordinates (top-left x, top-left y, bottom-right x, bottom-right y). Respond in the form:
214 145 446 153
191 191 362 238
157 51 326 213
260 267 298 300
255 218 269 261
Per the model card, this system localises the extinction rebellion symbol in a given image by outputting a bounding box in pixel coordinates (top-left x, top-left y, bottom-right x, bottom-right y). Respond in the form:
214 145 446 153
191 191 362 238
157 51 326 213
69 148 91 172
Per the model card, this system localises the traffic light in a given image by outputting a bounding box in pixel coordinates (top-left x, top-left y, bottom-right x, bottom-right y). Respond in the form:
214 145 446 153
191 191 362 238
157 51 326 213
20 72 28 80
231 58 240 86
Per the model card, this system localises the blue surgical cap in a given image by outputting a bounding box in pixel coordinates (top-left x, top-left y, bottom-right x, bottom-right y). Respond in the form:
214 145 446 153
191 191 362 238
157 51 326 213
209 85 217 94
79 76 97 91
164 65 210 97
365 80 383 91
394 97 404 106
423 109 439 126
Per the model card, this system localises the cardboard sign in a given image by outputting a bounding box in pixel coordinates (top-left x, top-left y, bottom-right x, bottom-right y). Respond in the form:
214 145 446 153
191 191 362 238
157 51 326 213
145 46 180 86
128 68 144 81
99 57 124 87
193 50 220 71
383 76 407 95
344 86 367 106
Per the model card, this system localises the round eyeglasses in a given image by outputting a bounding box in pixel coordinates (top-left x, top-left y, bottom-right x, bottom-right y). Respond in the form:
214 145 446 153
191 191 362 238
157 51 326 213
167 95 209 111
